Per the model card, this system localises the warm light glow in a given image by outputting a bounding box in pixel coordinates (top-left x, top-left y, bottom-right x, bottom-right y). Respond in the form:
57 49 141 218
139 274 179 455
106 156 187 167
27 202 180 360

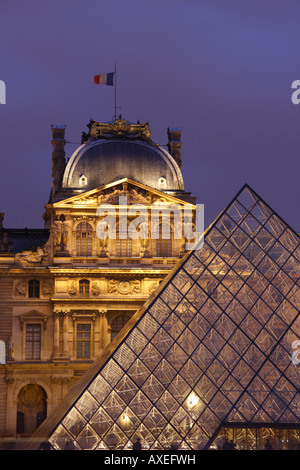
121 413 131 430
187 391 199 408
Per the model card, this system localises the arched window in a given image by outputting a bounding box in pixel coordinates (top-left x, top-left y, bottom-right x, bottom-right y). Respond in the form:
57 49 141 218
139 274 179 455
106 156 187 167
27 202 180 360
76 222 93 256
156 223 172 257
79 279 90 298
158 177 166 190
28 280 40 298
111 315 130 340
116 222 132 257
79 175 88 186
17 384 47 435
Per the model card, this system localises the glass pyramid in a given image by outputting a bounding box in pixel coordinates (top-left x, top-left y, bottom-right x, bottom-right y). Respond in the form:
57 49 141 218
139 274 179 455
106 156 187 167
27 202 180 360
34 185 300 450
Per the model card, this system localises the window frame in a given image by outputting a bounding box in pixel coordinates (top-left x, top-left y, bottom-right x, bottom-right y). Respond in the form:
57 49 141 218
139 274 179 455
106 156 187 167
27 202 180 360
25 323 41 360
28 280 40 298
110 315 130 341
76 222 93 256
79 279 90 298
76 323 92 359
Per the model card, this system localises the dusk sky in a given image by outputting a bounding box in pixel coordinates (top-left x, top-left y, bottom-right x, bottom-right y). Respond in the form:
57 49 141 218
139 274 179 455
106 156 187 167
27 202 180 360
0 0 299 232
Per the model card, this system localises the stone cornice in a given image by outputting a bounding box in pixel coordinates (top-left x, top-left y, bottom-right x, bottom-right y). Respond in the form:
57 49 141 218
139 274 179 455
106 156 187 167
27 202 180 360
51 297 148 304
48 268 170 275
0 267 171 277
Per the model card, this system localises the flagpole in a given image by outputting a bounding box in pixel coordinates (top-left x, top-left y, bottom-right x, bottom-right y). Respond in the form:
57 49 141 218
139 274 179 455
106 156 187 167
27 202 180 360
114 63 117 121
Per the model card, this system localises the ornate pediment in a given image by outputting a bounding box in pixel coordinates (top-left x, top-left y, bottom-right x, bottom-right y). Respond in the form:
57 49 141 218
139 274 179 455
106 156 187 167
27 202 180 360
53 178 194 209
18 310 49 330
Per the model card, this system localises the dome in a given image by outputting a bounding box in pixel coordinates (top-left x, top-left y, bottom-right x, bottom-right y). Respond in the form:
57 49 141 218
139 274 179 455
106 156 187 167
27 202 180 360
62 120 184 192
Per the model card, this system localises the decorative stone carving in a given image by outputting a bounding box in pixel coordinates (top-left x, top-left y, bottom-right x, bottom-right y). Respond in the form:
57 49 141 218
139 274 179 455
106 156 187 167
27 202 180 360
107 279 141 295
15 246 46 266
4 376 14 385
91 282 100 296
72 216 96 223
107 279 118 294
42 279 53 296
73 196 99 206
52 215 71 254
139 218 150 256
19 311 48 331
149 280 160 295
81 118 152 143
14 280 27 296
68 280 77 296
0 230 13 253
118 281 131 294
131 280 141 294
6 337 14 361
99 186 151 205
97 218 109 256
50 376 74 385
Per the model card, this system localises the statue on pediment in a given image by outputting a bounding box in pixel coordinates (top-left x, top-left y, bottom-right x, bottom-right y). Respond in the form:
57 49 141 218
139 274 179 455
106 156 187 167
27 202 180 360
52 215 70 255
15 245 46 266
0 231 13 253
99 186 151 206
81 118 151 143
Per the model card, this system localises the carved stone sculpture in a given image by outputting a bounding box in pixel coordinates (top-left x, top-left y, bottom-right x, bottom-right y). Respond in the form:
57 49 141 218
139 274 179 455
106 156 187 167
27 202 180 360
15 246 46 266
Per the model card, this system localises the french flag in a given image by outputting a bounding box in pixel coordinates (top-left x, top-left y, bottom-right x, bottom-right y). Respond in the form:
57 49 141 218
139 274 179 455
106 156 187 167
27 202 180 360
94 73 114 86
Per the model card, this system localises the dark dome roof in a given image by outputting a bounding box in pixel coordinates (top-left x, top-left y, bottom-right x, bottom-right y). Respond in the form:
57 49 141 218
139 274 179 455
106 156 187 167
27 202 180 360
62 139 184 191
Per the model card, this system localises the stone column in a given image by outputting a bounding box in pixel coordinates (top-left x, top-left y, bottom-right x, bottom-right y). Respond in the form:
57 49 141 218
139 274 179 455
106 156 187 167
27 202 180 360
52 313 60 360
99 308 108 352
62 311 69 359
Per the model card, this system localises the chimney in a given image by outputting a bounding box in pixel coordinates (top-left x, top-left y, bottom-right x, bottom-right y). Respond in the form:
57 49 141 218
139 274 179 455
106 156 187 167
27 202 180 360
167 127 182 170
51 125 66 196
0 212 4 230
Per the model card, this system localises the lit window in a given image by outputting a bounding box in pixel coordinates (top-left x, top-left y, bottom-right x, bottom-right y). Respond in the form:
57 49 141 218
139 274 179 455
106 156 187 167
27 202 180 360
116 223 132 257
156 223 172 257
111 315 130 340
77 324 91 359
76 222 93 256
79 279 90 298
79 175 88 186
158 177 166 190
26 324 41 360
28 280 40 298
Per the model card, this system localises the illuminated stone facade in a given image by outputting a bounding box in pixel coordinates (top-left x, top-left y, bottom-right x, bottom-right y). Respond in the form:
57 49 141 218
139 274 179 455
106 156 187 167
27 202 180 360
0 119 196 447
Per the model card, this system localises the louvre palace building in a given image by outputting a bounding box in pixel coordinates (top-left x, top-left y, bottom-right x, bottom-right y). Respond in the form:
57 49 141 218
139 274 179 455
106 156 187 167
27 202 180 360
0 117 299 451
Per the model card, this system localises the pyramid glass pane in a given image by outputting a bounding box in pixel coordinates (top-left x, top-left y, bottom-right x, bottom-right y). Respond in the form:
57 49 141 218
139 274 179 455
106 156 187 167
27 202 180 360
28 185 299 450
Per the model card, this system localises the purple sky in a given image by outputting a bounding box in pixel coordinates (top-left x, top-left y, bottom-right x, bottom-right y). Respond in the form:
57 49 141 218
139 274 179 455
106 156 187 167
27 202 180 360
0 0 299 232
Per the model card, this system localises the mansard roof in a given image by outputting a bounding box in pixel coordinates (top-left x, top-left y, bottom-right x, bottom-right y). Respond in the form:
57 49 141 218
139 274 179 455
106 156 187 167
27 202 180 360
62 119 184 193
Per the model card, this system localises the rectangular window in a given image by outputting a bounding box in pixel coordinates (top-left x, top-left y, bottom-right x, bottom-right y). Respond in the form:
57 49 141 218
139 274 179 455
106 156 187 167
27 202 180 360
26 324 41 360
76 223 93 256
116 239 132 257
77 324 91 359
156 239 172 257
79 280 90 298
28 280 40 298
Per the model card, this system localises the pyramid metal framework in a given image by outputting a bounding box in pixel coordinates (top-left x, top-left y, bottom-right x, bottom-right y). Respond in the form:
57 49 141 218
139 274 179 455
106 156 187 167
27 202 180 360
33 185 300 450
